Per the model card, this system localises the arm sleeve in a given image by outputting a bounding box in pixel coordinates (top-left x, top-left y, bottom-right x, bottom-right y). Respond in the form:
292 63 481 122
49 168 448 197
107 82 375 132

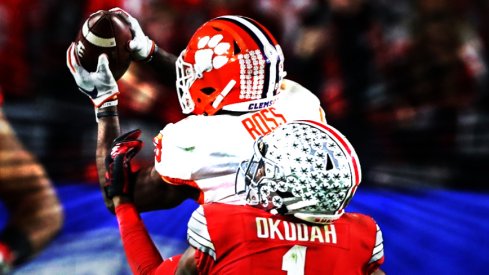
115 204 163 275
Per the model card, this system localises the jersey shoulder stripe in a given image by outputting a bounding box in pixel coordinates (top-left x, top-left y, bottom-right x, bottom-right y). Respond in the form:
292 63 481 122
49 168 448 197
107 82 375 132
369 223 384 263
187 206 216 260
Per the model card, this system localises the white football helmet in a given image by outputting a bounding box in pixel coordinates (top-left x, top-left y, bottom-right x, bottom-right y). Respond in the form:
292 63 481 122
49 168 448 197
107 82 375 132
176 15 286 116
236 120 361 224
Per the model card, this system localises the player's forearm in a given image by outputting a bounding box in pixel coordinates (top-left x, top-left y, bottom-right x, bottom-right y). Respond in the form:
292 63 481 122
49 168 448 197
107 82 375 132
147 46 177 87
96 105 121 212
114 201 163 275
132 168 200 212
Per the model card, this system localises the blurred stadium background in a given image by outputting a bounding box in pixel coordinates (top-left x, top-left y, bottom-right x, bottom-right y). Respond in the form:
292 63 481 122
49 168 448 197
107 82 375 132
1 0 488 274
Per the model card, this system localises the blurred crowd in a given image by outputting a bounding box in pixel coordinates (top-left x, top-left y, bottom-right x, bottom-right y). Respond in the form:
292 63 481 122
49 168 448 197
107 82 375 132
1 0 488 189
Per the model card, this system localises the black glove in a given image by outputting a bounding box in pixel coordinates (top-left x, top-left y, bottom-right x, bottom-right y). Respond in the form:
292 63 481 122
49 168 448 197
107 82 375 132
104 129 143 200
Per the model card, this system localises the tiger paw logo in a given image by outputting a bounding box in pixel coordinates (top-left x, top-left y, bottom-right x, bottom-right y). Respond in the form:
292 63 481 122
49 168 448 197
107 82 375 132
194 34 230 76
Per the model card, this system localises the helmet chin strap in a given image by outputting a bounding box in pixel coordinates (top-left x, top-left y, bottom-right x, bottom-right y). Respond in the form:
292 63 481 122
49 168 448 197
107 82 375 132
285 199 318 211
293 211 344 225
276 198 344 224
212 79 236 109
294 212 343 224
271 197 318 215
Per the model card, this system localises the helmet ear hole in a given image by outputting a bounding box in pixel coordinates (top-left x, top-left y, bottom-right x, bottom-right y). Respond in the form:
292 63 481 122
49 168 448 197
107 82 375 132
201 87 216 95
257 140 268 155
276 191 293 198
326 154 334 171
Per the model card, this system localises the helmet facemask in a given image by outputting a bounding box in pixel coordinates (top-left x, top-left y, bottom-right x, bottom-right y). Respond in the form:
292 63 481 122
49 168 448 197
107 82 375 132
236 138 287 210
176 50 197 114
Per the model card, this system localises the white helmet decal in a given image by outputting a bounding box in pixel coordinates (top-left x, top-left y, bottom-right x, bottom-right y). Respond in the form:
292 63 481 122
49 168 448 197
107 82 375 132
237 121 361 224
194 34 230 76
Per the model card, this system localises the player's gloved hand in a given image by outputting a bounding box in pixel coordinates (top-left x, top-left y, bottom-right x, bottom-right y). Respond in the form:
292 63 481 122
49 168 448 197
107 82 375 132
110 7 156 61
66 42 119 107
104 129 143 200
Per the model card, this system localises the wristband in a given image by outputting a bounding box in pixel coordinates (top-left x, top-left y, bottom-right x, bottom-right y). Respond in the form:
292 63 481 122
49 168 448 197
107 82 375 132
94 99 118 123
0 227 32 265
144 43 158 63
99 99 118 109
96 110 119 119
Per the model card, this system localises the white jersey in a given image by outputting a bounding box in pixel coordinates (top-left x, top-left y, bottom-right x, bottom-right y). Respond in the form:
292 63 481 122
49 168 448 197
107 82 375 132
153 79 326 204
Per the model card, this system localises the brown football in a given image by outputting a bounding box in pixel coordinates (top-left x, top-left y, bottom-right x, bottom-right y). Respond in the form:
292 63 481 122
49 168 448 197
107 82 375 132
75 10 132 80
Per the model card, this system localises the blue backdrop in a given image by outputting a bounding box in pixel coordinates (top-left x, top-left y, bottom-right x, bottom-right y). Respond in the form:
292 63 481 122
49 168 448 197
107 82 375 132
2 183 488 274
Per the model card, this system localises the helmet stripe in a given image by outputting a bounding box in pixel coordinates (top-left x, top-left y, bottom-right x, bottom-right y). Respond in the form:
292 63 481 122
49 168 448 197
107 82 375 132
239 16 283 96
218 16 278 99
238 16 276 45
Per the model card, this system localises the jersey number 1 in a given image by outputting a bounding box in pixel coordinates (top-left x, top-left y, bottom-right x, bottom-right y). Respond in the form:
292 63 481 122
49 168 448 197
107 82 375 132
282 245 307 275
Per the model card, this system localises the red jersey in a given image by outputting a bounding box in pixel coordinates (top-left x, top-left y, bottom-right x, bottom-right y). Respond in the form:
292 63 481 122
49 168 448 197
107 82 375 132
187 203 384 275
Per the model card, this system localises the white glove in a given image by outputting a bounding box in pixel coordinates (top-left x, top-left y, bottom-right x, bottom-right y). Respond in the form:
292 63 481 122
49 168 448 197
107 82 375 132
110 7 156 61
66 42 119 107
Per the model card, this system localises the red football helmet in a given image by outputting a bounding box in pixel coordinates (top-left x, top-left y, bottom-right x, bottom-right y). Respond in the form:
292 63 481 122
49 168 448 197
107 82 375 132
176 15 286 115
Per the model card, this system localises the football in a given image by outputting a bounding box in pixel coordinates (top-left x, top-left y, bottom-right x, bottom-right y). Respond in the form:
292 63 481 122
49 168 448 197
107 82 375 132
75 10 132 80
